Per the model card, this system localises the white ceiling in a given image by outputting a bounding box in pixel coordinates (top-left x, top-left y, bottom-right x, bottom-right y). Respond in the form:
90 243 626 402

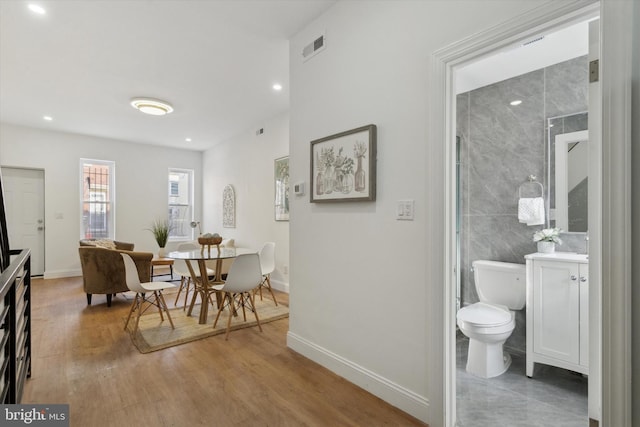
455 20 590 94
0 0 336 151
1 2 591 152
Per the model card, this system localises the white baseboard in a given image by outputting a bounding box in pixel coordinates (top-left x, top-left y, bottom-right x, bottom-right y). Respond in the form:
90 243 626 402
286 332 429 423
43 269 82 279
270 278 289 294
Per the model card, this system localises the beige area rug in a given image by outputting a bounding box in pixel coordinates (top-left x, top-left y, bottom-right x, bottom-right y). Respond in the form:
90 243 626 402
124 297 289 354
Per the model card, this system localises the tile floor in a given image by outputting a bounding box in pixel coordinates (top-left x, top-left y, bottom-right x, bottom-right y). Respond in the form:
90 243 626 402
456 334 588 427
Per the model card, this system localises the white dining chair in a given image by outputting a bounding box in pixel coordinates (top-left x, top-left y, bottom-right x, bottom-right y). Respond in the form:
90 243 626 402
121 253 176 334
174 241 214 309
255 242 277 306
212 253 263 340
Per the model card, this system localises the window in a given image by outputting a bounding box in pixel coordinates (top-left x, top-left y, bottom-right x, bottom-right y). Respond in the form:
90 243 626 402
80 159 115 239
168 169 194 240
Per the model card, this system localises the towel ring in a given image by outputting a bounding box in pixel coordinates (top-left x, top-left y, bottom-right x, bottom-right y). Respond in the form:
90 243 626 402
518 175 544 198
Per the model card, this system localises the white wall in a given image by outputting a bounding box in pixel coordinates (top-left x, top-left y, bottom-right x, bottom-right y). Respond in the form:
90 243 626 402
287 1 547 423
0 123 202 278
632 0 640 424
202 112 289 291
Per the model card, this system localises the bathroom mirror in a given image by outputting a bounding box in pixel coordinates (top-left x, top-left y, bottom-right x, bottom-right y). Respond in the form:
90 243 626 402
554 130 588 232
547 112 588 233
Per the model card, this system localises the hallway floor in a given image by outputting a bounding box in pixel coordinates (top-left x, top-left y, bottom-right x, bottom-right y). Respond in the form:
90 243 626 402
456 334 588 427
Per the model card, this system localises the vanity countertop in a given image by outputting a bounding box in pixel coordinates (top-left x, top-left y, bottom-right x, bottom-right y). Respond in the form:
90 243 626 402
524 252 588 263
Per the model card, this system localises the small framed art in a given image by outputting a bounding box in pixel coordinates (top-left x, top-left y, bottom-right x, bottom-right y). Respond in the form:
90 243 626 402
274 156 289 221
310 124 376 202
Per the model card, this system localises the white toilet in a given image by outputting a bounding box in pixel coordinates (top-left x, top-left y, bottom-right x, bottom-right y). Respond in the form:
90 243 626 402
456 260 526 378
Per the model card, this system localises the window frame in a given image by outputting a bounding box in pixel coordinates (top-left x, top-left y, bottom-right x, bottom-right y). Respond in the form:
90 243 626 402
168 168 194 241
80 158 115 240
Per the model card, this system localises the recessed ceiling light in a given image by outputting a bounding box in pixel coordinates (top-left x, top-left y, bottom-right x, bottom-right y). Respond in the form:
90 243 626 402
272 83 283 91
43 115 53 121
185 138 192 142
130 98 174 116
28 4 46 15
510 100 523 106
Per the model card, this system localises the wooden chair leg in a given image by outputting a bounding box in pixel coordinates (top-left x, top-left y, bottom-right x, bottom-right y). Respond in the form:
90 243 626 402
157 291 174 329
208 293 217 309
124 294 138 331
249 292 263 332
264 275 278 306
174 276 186 306
224 295 236 340
240 293 247 321
153 291 165 321
213 293 230 328
183 277 192 310
133 294 143 334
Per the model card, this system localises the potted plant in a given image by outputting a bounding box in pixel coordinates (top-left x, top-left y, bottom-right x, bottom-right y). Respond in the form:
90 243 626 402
533 227 562 253
148 219 171 257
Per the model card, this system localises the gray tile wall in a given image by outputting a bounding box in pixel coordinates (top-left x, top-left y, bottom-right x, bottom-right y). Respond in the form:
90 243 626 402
456 55 589 354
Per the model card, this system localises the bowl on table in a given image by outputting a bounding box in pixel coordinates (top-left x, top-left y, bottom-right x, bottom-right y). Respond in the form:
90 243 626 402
198 236 222 252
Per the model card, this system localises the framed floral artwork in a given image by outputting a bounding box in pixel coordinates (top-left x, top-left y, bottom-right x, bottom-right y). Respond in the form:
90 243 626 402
274 156 289 221
310 124 376 202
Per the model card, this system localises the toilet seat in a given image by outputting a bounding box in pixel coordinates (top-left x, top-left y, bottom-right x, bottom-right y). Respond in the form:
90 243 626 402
457 302 512 327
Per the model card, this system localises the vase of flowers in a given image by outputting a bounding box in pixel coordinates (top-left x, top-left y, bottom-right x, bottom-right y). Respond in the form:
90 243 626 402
533 227 562 253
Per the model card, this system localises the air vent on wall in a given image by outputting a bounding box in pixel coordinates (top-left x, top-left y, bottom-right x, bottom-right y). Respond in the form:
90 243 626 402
521 35 545 47
302 32 326 62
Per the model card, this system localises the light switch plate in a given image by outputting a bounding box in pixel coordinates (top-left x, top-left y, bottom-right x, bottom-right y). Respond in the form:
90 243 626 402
396 200 415 220
293 182 305 196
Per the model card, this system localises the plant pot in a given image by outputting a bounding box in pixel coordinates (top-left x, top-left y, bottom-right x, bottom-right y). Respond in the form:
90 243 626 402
537 241 555 254
158 247 167 258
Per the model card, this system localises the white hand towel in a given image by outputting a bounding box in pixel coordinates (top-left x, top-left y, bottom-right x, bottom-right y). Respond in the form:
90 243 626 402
518 197 545 226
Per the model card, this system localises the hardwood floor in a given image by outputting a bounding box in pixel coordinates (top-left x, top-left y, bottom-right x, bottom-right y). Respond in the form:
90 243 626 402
23 276 427 426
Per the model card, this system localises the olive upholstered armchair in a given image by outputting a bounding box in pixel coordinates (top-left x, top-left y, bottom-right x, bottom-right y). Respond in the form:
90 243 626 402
78 239 153 307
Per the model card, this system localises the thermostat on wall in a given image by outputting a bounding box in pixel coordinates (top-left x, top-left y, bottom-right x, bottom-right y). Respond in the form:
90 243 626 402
293 182 305 196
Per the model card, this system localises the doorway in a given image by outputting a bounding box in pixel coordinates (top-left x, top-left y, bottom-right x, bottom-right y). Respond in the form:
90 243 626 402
454 18 596 425
427 3 604 426
1 167 45 276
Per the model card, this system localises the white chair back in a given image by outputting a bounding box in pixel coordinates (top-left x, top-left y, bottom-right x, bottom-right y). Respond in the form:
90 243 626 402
259 242 275 276
222 253 262 293
177 242 200 251
121 253 146 293
174 241 201 276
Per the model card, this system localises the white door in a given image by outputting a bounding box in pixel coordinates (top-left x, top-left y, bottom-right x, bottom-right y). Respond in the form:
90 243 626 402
1 168 45 276
587 17 601 422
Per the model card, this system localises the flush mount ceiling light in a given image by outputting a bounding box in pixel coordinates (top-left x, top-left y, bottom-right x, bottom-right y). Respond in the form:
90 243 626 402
28 4 46 14
272 83 283 91
130 98 174 116
510 100 523 106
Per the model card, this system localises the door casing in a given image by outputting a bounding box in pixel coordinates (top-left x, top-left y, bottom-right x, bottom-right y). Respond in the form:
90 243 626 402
427 1 633 426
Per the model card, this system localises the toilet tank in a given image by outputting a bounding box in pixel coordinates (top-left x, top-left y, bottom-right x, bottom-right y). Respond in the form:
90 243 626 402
472 260 526 310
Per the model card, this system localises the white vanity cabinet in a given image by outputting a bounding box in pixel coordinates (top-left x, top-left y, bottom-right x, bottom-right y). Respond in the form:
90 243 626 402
525 252 589 377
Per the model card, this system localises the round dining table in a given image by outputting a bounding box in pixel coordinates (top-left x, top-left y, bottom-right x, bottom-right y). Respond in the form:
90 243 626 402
167 246 255 324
